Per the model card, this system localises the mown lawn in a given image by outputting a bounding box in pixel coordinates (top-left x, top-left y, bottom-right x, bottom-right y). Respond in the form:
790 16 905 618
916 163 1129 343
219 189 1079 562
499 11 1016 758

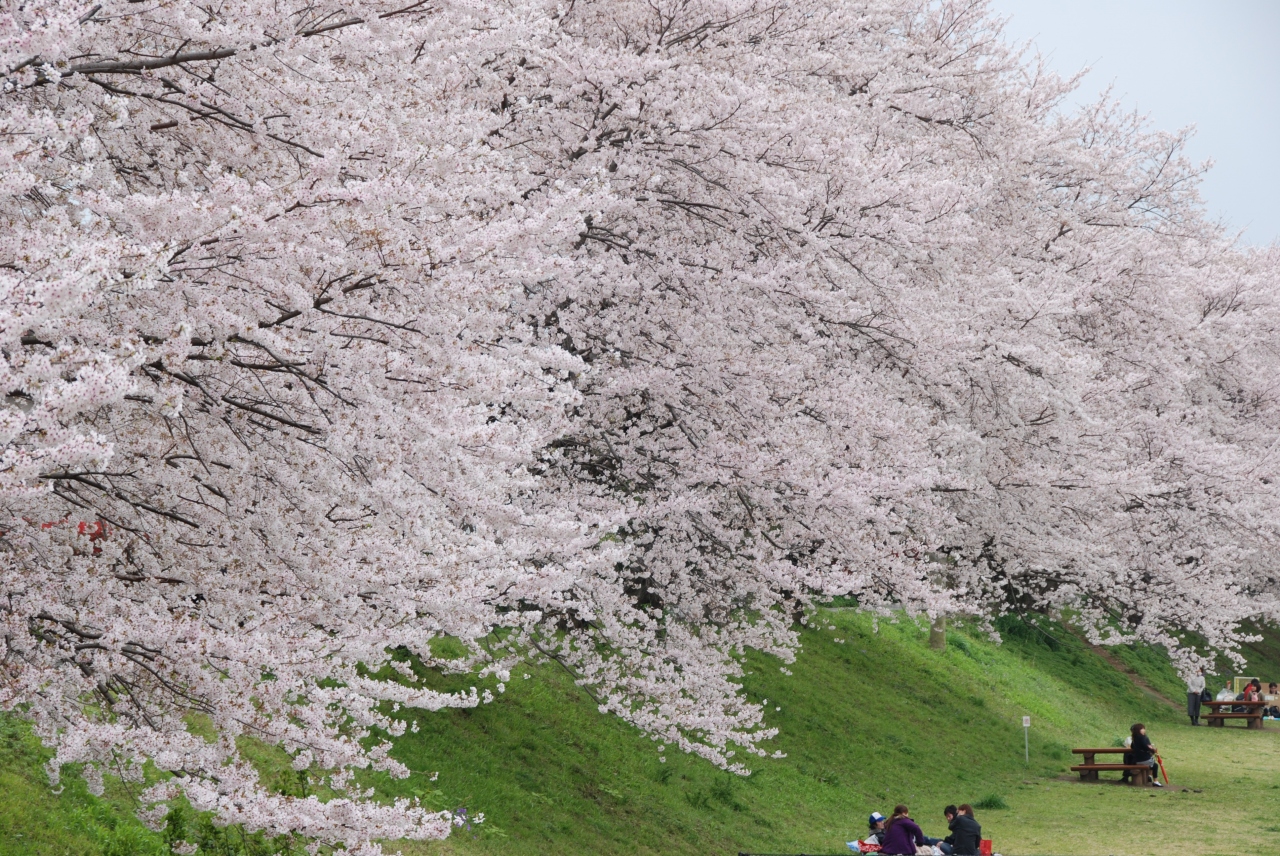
998 722 1280 856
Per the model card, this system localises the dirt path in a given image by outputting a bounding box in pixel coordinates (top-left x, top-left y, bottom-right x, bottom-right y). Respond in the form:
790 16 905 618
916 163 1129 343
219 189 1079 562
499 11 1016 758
1065 628 1182 710
1097 647 1179 707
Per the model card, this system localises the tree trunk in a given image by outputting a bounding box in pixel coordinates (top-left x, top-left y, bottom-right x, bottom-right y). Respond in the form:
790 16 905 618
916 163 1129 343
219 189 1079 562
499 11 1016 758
929 614 947 651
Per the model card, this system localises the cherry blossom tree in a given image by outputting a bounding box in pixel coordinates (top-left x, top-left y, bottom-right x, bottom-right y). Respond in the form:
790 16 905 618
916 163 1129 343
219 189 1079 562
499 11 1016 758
4 0 1279 851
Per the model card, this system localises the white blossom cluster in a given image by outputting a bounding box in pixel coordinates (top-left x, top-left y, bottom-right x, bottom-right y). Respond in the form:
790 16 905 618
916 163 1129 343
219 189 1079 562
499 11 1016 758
3 0 1279 850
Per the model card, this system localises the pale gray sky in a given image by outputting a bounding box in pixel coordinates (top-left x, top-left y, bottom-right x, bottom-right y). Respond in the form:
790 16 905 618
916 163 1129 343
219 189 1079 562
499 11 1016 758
988 0 1280 245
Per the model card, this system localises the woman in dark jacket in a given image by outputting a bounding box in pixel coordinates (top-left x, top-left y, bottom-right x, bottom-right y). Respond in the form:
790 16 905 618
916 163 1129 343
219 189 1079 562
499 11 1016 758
947 805 982 856
879 804 927 855
1121 722 1162 786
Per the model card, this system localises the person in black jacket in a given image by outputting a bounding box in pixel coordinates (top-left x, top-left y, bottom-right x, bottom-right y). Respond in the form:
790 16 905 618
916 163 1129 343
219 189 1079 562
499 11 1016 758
946 804 982 856
1121 722 1162 786
937 805 959 855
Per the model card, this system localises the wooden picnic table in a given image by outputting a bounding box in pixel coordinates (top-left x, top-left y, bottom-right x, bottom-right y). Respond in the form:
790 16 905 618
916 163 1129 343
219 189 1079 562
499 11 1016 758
1070 747 1152 785
1072 747 1126 765
1203 699 1266 729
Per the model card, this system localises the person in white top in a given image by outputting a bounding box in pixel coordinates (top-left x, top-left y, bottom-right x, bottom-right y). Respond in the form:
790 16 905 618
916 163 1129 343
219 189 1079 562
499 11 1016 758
1186 668 1206 726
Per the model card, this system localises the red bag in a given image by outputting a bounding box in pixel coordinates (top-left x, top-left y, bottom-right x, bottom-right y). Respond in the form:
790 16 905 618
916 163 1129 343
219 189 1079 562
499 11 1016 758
979 839 993 856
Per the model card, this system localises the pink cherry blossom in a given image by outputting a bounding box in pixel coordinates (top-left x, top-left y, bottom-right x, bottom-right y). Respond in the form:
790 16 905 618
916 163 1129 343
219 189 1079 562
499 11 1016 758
4 1 1278 851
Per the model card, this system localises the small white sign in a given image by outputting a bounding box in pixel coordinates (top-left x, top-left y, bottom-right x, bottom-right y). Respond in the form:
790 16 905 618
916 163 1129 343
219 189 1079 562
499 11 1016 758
1022 716 1031 727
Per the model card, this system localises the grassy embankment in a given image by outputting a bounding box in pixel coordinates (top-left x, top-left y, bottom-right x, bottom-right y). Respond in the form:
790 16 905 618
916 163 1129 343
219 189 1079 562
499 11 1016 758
4 611 1280 856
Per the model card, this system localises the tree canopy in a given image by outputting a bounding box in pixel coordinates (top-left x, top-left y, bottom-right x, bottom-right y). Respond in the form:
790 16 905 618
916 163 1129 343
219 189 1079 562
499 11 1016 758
4 0 1279 850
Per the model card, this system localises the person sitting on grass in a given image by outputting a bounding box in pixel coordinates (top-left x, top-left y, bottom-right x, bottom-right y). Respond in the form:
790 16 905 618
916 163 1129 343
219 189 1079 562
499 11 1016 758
947 804 982 856
879 804 927 855
935 805 959 855
1122 722 1162 787
865 812 887 846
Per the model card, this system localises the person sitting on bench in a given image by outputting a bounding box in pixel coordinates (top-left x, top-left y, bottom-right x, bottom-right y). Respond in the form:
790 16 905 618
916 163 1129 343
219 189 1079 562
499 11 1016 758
1122 723 1161 787
1266 683 1280 718
1235 681 1261 713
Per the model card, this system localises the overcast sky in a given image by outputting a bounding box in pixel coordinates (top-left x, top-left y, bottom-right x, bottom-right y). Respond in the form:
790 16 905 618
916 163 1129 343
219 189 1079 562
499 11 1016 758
988 0 1280 245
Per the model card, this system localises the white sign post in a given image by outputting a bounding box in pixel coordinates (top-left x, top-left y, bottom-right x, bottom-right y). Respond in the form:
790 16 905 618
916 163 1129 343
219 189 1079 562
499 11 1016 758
1022 715 1031 764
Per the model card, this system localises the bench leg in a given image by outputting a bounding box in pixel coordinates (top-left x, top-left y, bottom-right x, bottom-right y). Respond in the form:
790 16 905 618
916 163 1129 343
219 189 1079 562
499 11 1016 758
1132 768 1149 786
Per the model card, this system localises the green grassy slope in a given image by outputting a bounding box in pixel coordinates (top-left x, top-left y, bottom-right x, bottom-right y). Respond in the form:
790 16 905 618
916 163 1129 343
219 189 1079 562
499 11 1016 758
0 713 174 856
4 613 1280 856
385 612 1280 856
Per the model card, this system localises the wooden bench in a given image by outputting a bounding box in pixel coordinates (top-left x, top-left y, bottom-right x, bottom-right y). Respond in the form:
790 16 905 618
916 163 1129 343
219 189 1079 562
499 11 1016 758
1203 699 1266 729
1070 748 1151 785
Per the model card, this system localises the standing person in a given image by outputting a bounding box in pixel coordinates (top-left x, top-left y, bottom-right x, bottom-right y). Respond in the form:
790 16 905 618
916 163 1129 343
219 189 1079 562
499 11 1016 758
879 805 927 856
947 805 982 856
1121 723 1162 787
1186 668 1206 726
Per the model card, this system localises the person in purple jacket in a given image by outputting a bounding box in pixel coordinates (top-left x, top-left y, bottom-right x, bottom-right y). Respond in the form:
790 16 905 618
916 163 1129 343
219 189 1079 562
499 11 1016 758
879 804 927 855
